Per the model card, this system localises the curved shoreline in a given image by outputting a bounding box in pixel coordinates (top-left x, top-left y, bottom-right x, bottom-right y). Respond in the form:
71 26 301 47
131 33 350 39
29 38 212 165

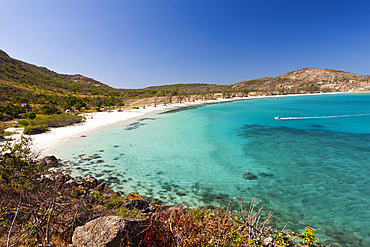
32 97 247 155
31 93 344 156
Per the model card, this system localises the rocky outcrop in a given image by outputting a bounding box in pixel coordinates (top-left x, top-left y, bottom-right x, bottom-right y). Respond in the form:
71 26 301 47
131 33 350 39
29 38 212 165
280 68 358 82
127 192 146 201
233 68 370 93
59 174 106 192
70 216 146 247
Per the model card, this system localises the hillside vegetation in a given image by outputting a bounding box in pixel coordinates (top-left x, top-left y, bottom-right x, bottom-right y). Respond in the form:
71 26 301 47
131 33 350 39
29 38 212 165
1 49 370 125
0 50 124 112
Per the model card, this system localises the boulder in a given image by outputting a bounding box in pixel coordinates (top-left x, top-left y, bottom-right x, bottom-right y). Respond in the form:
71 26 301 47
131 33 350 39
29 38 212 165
84 175 98 189
44 155 59 167
243 172 258 180
127 192 146 201
71 216 145 247
258 172 271 178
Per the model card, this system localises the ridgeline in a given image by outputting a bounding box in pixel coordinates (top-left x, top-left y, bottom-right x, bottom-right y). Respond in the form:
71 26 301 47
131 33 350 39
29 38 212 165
1 49 370 114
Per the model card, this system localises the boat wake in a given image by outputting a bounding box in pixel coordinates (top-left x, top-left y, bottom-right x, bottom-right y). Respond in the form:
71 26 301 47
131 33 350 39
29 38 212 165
278 114 370 120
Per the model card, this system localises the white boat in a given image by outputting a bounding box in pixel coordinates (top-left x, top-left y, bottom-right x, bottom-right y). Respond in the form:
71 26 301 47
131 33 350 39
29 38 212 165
275 116 281 119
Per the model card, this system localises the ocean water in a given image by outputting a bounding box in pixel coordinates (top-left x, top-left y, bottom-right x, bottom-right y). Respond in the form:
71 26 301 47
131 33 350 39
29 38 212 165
50 93 370 246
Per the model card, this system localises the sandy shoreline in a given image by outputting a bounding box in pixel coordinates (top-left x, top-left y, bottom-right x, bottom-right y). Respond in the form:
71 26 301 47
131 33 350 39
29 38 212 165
31 97 252 155
5 93 342 156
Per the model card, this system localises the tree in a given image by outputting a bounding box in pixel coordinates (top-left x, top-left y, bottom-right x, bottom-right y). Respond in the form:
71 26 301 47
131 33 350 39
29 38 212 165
222 88 232 98
63 96 86 111
240 88 250 97
176 90 185 103
142 93 149 109
41 104 60 115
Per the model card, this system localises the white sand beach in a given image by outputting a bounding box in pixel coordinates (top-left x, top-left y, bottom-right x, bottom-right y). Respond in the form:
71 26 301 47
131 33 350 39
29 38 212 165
29 97 250 156
5 93 340 156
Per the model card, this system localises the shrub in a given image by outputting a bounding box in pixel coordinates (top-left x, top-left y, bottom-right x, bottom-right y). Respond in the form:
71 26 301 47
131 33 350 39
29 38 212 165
24 124 48 135
18 119 29 126
27 112 37 119
112 207 145 219
0 102 26 117
90 191 126 209
41 104 61 115
27 114 84 128
0 137 85 246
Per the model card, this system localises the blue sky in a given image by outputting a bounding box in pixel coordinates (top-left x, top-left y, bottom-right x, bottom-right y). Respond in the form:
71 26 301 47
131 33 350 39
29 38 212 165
1 0 369 88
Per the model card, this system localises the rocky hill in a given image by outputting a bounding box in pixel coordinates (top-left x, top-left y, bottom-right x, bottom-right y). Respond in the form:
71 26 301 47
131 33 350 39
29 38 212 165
233 68 370 94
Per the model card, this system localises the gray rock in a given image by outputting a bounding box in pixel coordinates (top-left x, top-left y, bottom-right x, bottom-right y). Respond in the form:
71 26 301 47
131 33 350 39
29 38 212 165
71 216 145 247
125 199 150 213
44 155 59 167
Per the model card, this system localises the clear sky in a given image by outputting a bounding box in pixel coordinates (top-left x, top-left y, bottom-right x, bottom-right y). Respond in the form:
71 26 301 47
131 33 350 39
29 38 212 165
1 0 369 89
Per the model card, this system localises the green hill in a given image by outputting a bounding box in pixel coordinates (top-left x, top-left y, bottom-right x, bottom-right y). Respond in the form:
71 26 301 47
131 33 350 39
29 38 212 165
1 49 370 118
0 50 122 106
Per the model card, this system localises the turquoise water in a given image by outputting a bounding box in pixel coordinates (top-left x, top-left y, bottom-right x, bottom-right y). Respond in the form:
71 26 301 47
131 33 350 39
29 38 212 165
50 93 370 246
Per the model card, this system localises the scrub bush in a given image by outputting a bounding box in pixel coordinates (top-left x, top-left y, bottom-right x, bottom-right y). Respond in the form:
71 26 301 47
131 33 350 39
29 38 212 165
144 198 324 246
23 124 48 135
27 114 84 128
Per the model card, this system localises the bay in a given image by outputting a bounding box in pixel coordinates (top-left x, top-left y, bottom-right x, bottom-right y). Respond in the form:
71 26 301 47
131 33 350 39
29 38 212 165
50 93 370 246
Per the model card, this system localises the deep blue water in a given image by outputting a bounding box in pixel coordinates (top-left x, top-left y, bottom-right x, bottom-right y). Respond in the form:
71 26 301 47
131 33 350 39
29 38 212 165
50 93 370 246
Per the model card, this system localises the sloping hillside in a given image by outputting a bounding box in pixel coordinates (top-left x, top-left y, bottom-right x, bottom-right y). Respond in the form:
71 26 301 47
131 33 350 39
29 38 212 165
0 50 113 97
0 50 128 112
233 68 370 94
2 49 370 109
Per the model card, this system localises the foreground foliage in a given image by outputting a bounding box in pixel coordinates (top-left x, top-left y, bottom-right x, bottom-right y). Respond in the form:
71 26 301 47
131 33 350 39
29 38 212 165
0 137 134 246
0 137 323 246
144 201 323 247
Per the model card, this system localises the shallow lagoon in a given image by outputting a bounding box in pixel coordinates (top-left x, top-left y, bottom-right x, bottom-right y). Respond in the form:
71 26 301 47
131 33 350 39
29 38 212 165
50 93 370 246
